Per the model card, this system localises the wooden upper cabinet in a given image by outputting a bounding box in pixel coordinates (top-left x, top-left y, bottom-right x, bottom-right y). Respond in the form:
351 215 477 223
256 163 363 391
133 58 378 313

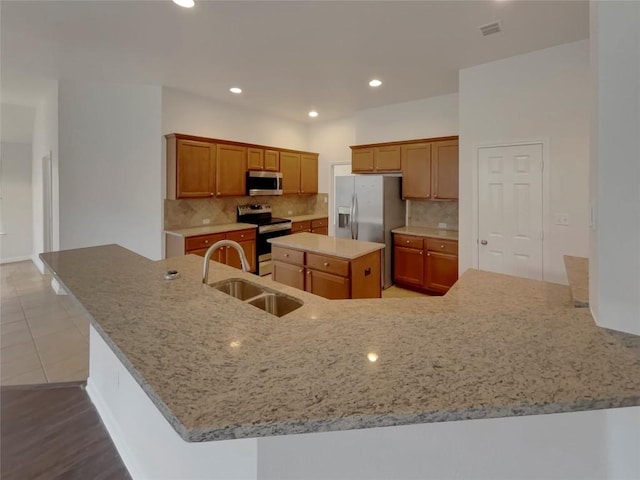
432 139 459 200
401 143 431 199
216 144 247 196
300 153 318 194
168 137 216 199
352 148 374 173
280 151 301 194
264 150 280 172
374 145 401 171
247 148 264 170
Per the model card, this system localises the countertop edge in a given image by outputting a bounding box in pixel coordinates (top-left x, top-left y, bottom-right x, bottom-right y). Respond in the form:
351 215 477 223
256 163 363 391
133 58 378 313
165 223 257 238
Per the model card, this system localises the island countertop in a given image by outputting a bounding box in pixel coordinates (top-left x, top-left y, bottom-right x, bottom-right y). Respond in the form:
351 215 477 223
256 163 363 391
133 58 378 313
40 245 640 443
268 232 384 259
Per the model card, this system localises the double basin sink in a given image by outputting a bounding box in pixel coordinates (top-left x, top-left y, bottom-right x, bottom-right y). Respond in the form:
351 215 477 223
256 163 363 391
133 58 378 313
209 278 303 317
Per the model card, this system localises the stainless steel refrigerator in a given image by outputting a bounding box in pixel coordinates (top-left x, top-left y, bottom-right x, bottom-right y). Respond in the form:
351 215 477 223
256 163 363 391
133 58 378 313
335 175 406 289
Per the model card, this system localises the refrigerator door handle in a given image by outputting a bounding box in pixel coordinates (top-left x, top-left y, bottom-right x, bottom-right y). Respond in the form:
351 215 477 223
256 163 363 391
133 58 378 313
353 194 359 240
350 195 355 239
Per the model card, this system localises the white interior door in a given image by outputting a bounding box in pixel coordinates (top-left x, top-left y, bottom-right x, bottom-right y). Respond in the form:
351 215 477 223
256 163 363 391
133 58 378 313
478 144 543 280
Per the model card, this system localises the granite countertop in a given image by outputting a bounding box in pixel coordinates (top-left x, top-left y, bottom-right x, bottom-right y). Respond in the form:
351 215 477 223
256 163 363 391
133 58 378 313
287 214 328 223
564 255 589 307
165 223 257 237
392 226 459 241
268 232 384 259
40 245 640 443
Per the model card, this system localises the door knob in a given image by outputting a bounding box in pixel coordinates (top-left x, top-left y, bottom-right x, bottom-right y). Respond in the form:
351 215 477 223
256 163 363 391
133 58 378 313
481 240 488 245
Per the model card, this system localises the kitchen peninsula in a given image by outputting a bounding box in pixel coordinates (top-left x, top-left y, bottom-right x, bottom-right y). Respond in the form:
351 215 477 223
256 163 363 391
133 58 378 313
269 232 384 299
40 245 640 480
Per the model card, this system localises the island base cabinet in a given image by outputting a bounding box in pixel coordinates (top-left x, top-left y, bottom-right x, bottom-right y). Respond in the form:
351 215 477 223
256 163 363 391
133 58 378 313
272 261 305 291
305 269 350 299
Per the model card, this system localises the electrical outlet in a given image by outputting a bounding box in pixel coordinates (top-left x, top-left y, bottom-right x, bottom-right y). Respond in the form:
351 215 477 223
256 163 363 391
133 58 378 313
438 222 447 229
287 210 293 215
202 219 211 225
555 213 569 226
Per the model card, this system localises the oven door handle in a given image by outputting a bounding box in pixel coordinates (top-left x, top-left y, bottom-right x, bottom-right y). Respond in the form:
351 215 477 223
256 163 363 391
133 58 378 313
259 223 292 234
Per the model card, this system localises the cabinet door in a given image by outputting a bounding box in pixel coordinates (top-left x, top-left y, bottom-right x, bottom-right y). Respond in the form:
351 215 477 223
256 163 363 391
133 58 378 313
280 152 301 194
432 139 459 200
352 148 374 173
225 240 256 273
401 143 431 199
264 150 280 171
300 153 318 194
374 145 401 172
189 247 225 263
272 261 305 291
311 226 328 235
305 269 350 299
247 147 264 171
393 246 424 287
176 139 216 198
216 144 247 196
425 251 458 293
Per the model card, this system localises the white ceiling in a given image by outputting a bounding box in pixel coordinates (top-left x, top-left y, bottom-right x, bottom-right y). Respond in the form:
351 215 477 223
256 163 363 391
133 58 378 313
1 0 588 123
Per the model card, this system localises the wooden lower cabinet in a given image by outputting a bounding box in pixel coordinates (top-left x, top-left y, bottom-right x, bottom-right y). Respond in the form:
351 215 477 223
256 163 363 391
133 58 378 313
311 218 328 235
305 269 350 299
165 228 257 273
272 246 381 299
291 221 311 234
393 233 458 294
272 261 305 291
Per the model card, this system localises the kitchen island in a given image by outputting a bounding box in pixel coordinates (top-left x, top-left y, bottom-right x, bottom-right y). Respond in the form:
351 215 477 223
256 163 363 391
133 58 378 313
40 245 640 480
269 232 384 299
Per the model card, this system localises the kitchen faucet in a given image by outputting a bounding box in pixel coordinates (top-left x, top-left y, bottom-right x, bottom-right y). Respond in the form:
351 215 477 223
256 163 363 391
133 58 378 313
202 240 251 284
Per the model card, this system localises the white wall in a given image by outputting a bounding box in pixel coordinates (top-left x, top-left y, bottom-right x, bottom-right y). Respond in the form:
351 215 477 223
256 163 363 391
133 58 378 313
308 117 356 195
459 40 590 285
354 93 459 145
0 142 33 262
31 83 58 272
162 87 309 151
589 1 640 335
58 81 163 260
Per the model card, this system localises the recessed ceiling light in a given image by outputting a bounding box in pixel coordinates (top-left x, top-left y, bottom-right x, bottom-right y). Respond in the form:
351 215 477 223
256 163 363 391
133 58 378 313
172 0 195 8
308 111 319 118
230 87 242 94
369 79 382 87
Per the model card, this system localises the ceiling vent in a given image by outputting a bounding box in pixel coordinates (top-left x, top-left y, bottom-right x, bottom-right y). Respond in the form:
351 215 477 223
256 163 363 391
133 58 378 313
479 21 502 36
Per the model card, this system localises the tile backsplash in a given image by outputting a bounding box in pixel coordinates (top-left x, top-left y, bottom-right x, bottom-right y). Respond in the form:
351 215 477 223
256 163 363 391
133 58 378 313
165 193 328 230
407 200 458 230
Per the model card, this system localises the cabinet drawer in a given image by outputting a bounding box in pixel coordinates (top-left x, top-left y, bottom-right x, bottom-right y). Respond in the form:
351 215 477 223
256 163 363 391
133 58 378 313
226 228 256 242
291 221 311 233
272 246 305 266
306 253 349 277
185 233 225 252
394 234 424 250
426 238 458 255
311 218 328 228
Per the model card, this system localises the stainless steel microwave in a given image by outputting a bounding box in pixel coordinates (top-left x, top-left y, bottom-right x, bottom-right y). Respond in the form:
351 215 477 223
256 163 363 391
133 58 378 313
246 171 283 196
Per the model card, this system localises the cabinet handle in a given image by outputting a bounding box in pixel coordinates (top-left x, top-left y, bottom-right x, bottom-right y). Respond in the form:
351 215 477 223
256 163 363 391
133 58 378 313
440 245 445 249
284 253 289 257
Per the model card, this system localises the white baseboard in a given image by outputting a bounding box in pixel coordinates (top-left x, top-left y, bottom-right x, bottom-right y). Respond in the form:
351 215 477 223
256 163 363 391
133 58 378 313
0 255 34 264
86 379 144 480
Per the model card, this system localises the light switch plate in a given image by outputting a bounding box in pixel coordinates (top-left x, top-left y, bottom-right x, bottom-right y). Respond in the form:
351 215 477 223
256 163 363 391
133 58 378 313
555 213 569 226
202 219 211 225
438 222 447 229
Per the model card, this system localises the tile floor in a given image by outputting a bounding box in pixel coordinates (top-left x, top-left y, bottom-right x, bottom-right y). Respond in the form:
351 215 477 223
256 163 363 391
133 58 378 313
1 261 89 386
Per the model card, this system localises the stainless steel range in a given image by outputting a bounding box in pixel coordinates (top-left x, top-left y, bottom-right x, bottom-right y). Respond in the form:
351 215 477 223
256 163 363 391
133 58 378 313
237 204 292 276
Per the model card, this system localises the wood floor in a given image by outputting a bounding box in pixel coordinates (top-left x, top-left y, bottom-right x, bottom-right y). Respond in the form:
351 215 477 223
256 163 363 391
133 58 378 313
1 382 131 480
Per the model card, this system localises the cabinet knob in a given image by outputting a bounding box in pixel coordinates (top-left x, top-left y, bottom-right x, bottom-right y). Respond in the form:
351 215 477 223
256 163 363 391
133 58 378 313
217 192 221 195
204 240 209 244
427 252 431 256
406 240 410 244
284 253 289 257
240 234 244 238
420 251 423 255
323 262 329 266
440 245 444 249
434 194 438 198
307 271 311 275
210 193 214 196
299 269 304 273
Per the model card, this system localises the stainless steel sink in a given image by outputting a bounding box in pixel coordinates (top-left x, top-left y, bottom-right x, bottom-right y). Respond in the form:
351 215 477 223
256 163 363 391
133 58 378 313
209 278 303 317
212 278 265 300
247 293 304 318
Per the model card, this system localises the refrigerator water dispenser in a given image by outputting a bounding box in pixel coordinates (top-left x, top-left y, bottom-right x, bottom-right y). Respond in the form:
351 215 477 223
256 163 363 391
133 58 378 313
338 207 350 228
